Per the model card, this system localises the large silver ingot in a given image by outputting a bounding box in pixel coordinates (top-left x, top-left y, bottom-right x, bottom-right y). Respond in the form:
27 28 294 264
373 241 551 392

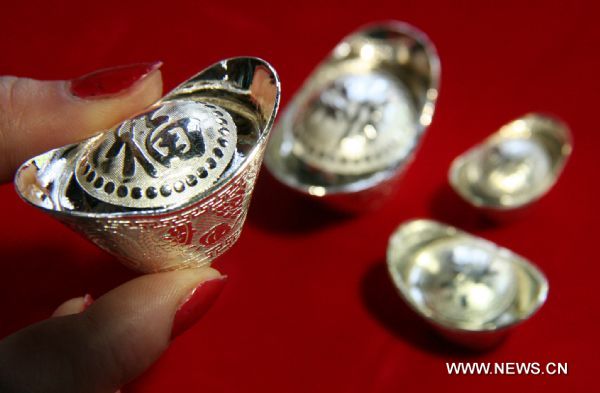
449 114 572 211
387 219 548 349
265 22 440 212
15 57 280 273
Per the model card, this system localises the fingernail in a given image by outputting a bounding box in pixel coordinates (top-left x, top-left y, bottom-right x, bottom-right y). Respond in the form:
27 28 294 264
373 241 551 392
82 293 94 311
70 61 162 99
171 276 227 339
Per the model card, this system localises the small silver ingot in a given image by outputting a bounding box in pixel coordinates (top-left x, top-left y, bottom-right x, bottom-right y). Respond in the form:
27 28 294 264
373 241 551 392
449 114 572 212
265 22 440 212
15 57 280 273
387 219 548 349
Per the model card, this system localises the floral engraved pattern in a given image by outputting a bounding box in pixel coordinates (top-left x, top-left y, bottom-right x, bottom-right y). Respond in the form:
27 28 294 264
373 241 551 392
211 177 247 219
165 222 196 245
199 223 232 247
66 155 262 273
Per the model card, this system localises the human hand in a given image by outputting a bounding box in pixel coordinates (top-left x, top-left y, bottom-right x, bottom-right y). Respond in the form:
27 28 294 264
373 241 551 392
0 63 227 393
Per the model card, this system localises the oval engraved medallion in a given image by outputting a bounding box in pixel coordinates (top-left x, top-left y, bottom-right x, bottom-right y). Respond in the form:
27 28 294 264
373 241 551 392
292 72 417 176
75 101 237 208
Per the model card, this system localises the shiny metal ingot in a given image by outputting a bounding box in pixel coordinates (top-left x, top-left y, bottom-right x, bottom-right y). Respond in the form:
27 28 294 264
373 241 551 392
387 219 548 349
450 114 572 211
15 57 280 273
265 22 440 212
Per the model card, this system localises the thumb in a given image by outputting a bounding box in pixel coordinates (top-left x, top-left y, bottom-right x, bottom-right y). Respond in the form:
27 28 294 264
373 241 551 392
0 62 163 182
0 267 226 393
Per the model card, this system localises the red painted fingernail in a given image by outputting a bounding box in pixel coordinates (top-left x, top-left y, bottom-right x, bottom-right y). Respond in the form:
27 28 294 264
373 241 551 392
70 61 162 99
171 276 227 339
82 294 94 311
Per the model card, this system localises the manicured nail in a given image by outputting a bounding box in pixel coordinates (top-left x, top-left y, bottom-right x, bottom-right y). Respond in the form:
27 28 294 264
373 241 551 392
82 294 94 311
70 61 162 99
171 276 227 339
51 294 95 317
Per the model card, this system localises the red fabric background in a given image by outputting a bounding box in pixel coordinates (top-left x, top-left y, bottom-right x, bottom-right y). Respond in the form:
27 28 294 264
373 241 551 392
0 0 598 391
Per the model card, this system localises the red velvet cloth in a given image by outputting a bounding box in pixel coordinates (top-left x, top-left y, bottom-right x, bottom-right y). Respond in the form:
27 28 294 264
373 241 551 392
0 1 597 391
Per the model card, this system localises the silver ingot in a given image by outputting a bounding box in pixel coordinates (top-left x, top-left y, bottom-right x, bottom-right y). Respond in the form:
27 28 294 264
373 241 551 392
449 114 572 211
265 22 440 212
15 57 280 273
387 219 548 349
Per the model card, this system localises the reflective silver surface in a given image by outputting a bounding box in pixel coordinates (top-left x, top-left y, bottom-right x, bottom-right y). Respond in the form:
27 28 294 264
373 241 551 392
449 114 572 211
15 57 280 272
387 219 548 348
75 101 237 209
265 21 440 212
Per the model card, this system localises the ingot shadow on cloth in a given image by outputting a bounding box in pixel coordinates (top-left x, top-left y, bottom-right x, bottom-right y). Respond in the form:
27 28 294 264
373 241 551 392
15 57 280 273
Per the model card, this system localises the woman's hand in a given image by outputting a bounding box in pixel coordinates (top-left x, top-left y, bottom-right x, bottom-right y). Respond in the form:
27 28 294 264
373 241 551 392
0 63 227 393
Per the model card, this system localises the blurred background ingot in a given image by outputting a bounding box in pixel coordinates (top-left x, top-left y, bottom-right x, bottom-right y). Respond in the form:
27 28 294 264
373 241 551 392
387 219 548 349
15 57 280 273
265 21 440 212
449 114 572 213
